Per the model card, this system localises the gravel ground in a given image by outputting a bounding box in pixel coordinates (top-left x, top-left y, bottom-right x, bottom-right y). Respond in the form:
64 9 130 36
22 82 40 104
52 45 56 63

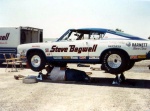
0 61 150 111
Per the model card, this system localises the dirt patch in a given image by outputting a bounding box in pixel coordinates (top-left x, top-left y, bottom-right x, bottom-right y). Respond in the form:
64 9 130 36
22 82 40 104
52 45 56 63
0 61 150 111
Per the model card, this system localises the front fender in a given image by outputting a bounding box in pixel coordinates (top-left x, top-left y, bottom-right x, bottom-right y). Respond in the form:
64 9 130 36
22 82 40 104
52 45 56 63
26 49 46 60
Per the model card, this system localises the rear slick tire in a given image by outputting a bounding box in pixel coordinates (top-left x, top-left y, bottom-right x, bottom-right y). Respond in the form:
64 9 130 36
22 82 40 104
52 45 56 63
102 50 129 74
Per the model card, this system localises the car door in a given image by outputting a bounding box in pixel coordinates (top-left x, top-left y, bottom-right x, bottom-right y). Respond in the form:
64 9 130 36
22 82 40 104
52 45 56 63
50 39 89 61
86 32 103 61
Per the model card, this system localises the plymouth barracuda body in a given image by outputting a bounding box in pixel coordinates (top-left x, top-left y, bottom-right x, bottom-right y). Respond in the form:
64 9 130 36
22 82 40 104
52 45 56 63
17 28 150 74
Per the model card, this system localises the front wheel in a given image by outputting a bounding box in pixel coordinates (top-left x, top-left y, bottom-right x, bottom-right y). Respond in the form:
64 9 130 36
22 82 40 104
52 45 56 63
27 51 46 72
102 50 129 74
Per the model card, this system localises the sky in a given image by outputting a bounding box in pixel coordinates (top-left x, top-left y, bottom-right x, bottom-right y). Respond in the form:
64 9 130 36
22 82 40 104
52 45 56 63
0 0 150 39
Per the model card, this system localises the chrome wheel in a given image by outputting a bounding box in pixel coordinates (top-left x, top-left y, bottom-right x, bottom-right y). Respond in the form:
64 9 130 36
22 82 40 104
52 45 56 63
31 55 41 68
107 54 122 68
103 50 129 74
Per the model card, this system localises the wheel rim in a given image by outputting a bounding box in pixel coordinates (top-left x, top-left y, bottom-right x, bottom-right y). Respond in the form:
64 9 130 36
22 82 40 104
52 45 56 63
31 55 41 68
107 54 122 68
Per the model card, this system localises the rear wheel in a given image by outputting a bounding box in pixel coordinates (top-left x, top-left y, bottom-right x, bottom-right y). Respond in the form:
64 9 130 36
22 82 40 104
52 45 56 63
102 50 129 74
27 51 46 72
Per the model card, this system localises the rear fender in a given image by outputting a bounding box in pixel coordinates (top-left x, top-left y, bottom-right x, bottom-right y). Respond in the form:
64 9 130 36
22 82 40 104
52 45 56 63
99 48 130 63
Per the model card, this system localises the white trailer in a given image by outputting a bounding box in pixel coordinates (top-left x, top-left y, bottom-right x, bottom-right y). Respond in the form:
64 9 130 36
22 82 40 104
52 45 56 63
0 26 43 64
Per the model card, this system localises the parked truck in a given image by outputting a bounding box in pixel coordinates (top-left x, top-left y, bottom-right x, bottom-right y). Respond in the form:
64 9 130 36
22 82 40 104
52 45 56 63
0 26 43 65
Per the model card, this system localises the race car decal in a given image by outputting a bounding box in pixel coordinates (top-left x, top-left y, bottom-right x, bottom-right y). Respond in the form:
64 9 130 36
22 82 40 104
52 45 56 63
89 56 99 59
130 55 146 59
53 56 62 59
109 41 126 44
69 45 97 53
108 45 121 48
71 56 78 59
32 45 40 48
79 56 86 59
130 55 138 59
132 43 147 47
126 42 147 48
137 55 146 59
63 56 71 59
133 47 147 50
132 43 147 50
45 48 49 52
51 56 101 60
50 44 97 54
126 42 131 47
46 52 51 56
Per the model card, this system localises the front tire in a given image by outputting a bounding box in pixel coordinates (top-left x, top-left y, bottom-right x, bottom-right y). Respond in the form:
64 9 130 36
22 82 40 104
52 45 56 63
27 51 46 72
102 50 129 74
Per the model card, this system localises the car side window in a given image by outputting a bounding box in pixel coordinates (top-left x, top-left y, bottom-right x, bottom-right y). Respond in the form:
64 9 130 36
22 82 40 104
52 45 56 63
82 34 89 40
68 32 79 40
90 32 104 40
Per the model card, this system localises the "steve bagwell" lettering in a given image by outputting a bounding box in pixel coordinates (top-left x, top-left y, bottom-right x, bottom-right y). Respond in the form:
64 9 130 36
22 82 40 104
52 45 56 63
50 44 97 54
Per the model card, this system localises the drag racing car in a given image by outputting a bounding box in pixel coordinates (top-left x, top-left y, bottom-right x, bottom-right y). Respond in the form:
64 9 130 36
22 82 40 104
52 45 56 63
17 28 150 74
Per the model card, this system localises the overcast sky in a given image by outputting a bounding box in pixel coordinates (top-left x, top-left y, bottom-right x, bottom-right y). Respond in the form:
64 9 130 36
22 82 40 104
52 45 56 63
0 0 150 39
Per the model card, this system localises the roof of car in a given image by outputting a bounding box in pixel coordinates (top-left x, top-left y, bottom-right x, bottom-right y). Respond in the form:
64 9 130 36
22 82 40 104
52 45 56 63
75 28 146 40
57 28 146 41
77 28 109 33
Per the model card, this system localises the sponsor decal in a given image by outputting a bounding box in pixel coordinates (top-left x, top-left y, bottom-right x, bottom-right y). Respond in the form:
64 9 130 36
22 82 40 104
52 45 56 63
137 55 146 59
45 48 49 52
130 55 146 59
132 43 147 47
0 33 10 40
46 52 51 56
63 56 71 59
130 55 138 59
79 56 86 59
108 45 121 48
53 56 62 59
71 56 78 59
89 56 99 59
50 44 97 54
126 42 131 47
133 47 147 50
109 41 126 44
32 45 40 47
132 43 147 50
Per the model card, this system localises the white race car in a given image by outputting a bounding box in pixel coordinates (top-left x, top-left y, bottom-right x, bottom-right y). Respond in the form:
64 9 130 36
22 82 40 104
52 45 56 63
17 28 150 74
